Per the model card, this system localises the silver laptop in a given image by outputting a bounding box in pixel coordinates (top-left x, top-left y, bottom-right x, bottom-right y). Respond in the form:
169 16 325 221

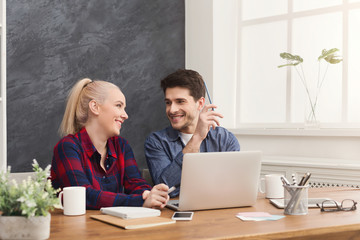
167 151 262 211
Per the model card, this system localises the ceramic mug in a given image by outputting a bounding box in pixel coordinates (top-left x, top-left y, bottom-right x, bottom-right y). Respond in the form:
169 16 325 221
259 174 284 199
58 186 86 216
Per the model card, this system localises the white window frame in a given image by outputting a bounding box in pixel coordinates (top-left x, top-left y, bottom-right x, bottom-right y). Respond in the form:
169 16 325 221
236 0 360 130
0 0 6 172
185 0 360 137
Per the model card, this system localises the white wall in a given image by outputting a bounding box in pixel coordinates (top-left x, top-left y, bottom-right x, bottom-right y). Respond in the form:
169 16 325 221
185 0 237 127
185 0 214 97
236 132 360 160
213 0 238 127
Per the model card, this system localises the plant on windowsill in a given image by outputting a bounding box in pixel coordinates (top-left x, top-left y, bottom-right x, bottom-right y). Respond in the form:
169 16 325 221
0 160 60 240
278 48 342 128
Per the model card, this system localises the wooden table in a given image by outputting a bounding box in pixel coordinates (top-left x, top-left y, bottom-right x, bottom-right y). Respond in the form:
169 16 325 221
49 188 360 239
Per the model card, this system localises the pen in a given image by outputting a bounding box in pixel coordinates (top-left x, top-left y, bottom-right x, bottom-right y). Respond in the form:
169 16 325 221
299 172 310 186
291 173 297 185
281 176 297 197
203 80 215 111
298 173 307 186
280 176 290 186
301 173 312 186
167 184 180 194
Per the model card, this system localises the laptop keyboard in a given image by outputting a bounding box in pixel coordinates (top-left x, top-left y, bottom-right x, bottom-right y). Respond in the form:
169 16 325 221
166 200 180 210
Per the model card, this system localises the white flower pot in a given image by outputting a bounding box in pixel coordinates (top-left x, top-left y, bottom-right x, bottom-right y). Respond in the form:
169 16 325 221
0 214 50 240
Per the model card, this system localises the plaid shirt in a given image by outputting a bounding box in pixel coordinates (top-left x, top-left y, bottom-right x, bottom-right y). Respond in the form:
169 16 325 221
51 127 151 209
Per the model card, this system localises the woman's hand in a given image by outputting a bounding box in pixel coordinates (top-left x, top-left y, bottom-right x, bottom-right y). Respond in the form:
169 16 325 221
142 183 169 209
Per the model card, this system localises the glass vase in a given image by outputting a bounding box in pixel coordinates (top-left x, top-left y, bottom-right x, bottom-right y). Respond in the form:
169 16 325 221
304 88 320 129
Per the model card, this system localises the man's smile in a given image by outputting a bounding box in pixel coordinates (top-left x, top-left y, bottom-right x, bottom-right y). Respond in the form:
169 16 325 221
169 114 185 123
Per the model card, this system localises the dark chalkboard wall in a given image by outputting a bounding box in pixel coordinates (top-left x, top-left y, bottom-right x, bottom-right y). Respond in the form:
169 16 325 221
7 0 184 172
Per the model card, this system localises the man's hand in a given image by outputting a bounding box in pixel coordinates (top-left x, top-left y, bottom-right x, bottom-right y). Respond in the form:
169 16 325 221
194 104 223 140
142 183 169 209
183 104 223 154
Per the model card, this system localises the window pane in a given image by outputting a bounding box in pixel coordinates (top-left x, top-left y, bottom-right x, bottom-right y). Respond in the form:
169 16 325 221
348 9 360 122
293 0 342 12
239 21 287 123
241 0 287 20
291 13 342 123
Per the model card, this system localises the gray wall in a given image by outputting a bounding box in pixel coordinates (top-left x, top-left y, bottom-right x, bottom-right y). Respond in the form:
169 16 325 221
7 0 184 172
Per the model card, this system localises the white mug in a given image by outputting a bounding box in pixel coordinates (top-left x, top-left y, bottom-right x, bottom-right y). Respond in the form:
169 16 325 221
58 186 86 216
259 174 284 199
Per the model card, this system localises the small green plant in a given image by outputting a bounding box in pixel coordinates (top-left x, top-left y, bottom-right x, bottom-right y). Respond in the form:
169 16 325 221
278 48 342 124
0 160 60 218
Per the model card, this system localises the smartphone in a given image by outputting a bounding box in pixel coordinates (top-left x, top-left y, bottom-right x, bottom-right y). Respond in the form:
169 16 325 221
171 211 194 221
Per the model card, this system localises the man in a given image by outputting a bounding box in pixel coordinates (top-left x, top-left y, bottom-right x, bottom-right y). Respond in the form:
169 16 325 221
145 69 240 197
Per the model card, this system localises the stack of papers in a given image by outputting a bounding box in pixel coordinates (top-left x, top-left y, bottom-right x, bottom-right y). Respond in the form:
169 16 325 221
236 212 285 221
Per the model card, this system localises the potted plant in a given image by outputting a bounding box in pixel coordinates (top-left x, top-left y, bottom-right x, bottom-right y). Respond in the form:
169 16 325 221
0 160 60 240
278 48 342 127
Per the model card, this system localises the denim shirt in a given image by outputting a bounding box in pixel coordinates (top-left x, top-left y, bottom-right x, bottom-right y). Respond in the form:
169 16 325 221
144 126 240 197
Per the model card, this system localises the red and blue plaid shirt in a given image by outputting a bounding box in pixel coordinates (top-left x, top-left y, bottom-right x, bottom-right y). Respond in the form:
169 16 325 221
51 127 151 209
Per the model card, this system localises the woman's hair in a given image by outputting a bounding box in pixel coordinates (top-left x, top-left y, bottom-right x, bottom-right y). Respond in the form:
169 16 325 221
59 78 119 136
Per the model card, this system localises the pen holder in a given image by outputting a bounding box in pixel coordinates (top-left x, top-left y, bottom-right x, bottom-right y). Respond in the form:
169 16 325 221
284 185 309 215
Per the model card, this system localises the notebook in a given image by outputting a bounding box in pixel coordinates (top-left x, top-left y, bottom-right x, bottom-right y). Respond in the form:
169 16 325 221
167 151 262 211
100 207 161 219
91 215 175 230
270 198 339 208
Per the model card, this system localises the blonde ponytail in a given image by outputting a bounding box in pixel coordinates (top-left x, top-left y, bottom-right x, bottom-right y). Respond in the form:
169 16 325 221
59 78 120 136
59 78 92 136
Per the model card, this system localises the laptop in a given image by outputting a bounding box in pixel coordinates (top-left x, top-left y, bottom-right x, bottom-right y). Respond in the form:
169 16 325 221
166 151 262 211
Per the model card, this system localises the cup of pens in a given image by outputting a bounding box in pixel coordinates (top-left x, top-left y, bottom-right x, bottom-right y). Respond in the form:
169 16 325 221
282 173 311 215
284 185 309 215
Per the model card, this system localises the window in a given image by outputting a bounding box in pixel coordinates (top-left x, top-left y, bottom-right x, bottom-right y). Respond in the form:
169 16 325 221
186 0 360 182
237 0 360 128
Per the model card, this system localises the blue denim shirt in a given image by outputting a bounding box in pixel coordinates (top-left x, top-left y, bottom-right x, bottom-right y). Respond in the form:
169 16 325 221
144 126 240 197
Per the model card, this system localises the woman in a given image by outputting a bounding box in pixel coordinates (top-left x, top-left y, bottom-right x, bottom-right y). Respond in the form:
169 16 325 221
51 78 169 209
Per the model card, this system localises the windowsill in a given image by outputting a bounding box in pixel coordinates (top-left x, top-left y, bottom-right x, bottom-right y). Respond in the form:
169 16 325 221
262 155 360 169
229 128 360 137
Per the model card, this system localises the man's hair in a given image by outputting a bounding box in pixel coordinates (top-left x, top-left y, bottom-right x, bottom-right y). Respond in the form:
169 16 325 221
160 69 206 101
